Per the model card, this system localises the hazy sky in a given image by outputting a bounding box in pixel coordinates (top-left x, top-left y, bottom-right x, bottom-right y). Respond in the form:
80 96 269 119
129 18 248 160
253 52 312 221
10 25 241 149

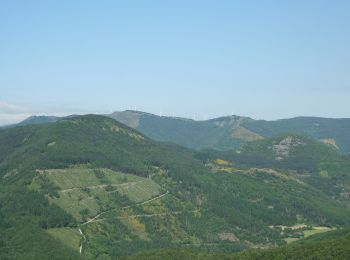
1 1 350 125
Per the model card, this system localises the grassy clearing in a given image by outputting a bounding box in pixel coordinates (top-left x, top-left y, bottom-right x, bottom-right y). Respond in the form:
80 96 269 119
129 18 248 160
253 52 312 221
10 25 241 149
303 227 333 238
50 189 101 220
36 168 162 221
284 226 334 244
46 227 81 251
38 168 143 190
116 179 161 202
284 237 300 244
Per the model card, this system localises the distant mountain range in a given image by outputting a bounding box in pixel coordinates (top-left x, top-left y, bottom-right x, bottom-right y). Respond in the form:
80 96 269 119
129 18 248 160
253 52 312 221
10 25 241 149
8 111 350 153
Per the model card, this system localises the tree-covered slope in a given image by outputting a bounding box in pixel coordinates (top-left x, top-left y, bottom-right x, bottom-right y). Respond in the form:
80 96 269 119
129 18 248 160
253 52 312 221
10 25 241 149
242 117 350 153
111 112 350 153
125 228 350 259
1 115 350 259
199 134 350 203
10 112 350 153
109 111 260 150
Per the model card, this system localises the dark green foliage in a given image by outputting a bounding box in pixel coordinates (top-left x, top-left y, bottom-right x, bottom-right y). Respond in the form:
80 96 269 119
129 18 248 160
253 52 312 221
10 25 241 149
33 174 60 198
109 111 350 153
110 111 251 150
0 185 79 259
243 117 350 153
1 115 350 258
200 135 350 201
94 169 110 184
0 185 75 229
125 229 350 259
0 220 82 260
9 112 350 153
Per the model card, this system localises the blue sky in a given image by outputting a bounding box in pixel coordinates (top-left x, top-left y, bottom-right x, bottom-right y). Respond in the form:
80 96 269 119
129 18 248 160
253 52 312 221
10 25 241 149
1 1 349 125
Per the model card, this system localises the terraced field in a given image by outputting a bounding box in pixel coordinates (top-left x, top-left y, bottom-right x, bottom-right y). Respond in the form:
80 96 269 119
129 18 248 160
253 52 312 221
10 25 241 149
37 168 143 189
32 167 163 221
31 166 200 255
116 179 161 202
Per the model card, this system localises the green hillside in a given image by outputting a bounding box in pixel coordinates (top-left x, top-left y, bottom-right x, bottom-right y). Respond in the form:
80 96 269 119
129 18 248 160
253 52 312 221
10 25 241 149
1 115 350 259
109 111 261 150
126 228 350 259
111 112 350 153
10 111 350 153
242 117 350 153
199 135 350 203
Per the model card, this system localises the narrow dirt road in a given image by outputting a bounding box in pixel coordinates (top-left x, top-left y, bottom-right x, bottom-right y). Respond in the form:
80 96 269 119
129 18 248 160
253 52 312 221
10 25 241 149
78 228 86 254
60 180 145 193
94 209 199 223
81 191 169 225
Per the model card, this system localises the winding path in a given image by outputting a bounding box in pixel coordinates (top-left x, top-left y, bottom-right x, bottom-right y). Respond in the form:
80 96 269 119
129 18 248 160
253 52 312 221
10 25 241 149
78 228 86 254
78 189 170 254
93 209 199 223
81 191 169 225
59 180 145 193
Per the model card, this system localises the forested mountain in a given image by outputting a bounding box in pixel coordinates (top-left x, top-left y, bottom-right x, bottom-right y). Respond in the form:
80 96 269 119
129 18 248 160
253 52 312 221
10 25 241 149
12 111 350 153
1 115 350 259
109 111 259 151
243 117 350 153
110 111 350 153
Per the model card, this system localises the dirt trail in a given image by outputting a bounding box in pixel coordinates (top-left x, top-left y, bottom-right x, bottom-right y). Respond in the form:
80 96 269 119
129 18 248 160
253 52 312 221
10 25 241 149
59 180 145 193
94 209 199 223
81 191 169 225
78 228 86 254
78 188 170 254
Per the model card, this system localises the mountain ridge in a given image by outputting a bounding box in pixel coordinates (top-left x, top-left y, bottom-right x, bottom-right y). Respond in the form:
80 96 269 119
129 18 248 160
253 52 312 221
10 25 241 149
3 111 350 153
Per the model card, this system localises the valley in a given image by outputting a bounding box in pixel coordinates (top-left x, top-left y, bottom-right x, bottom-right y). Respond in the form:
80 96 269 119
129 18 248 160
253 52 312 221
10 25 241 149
2 1 350 258
0 115 349 259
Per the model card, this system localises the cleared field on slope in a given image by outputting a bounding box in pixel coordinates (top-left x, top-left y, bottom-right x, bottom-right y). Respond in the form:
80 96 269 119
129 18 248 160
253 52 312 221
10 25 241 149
284 226 334 244
116 179 161 202
46 227 81 252
38 168 143 189
32 167 162 221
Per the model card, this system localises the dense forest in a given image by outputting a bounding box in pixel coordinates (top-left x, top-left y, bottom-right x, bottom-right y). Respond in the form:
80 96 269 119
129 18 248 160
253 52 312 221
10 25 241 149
125 228 350 259
0 115 349 259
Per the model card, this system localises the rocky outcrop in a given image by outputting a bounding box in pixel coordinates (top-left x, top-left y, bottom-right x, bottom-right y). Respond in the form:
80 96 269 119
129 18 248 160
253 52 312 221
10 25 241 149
271 136 305 160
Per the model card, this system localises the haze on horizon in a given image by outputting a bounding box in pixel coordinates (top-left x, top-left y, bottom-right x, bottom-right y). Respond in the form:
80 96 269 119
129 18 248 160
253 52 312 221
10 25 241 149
1 1 350 126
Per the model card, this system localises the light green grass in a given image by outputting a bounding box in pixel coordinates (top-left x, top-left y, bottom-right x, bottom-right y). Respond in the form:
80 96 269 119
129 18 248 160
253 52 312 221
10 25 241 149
39 168 161 221
50 189 101 220
40 168 143 190
116 179 161 202
284 237 300 244
284 226 333 244
303 227 332 238
46 227 81 252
